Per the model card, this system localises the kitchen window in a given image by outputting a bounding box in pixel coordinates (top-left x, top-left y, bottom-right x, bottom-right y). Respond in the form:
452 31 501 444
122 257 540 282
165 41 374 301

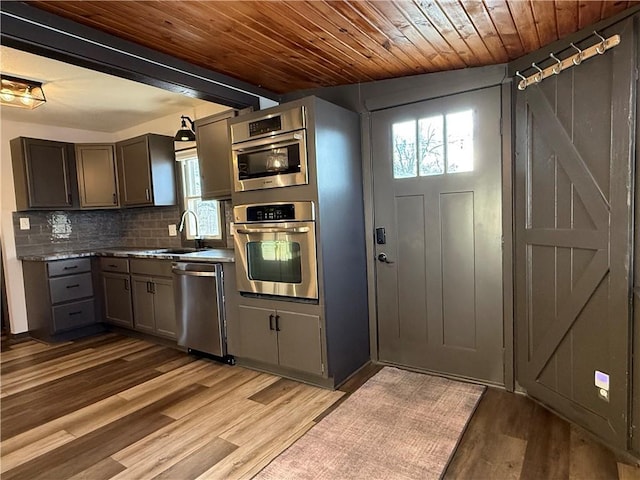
177 148 222 240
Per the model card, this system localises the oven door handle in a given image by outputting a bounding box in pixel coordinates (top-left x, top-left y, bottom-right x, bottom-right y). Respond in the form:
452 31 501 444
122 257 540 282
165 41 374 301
235 226 310 234
232 131 304 152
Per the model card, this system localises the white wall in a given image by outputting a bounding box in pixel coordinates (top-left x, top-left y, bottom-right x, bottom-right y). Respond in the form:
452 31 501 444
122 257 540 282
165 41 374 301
1 105 231 334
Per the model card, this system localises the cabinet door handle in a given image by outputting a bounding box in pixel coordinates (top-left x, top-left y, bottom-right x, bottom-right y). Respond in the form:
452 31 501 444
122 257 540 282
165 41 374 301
124 279 129 291
108 264 118 268
145 188 150 201
275 314 281 332
67 193 72 204
66 284 80 289
112 193 117 204
68 311 82 316
269 314 275 331
150 282 156 294
63 265 78 270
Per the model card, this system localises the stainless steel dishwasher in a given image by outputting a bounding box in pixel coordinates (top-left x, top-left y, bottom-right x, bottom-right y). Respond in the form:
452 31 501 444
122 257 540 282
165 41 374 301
172 262 233 363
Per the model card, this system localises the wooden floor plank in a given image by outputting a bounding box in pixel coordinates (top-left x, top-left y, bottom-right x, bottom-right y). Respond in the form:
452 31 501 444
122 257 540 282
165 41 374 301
1 339 151 395
1 384 201 480
162 371 277 421
67 457 127 480
569 425 620 479
519 403 571 480
1 341 67 363
2 335 122 374
248 378 301 405
1 348 185 440
111 399 263 478
0 429 77 473
1 396 128 456
150 436 238 480
200 420 316 480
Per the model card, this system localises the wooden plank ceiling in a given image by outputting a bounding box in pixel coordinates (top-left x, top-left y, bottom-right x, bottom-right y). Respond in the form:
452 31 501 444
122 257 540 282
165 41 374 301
29 1 639 94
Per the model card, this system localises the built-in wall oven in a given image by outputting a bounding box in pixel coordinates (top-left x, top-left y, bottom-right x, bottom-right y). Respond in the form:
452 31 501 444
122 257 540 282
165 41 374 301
230 106 308 192
232 201 318 301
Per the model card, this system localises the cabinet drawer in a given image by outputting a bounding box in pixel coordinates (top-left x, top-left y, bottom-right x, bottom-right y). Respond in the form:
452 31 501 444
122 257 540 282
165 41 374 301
52 299 96 332
130 258 172 277
100 257 130 273
47 258 91 277
49 273 93 304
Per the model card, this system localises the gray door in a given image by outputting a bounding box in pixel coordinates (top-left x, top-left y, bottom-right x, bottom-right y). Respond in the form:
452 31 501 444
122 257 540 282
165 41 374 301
514 21 635 449
372 86 504 384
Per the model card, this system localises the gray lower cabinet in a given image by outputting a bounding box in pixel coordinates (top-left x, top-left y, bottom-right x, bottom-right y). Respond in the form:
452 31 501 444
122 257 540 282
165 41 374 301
22 257 99 341
100 257 133 328
131 276 156 334
129 259 176 339
102 272 133 328
237 305 324 376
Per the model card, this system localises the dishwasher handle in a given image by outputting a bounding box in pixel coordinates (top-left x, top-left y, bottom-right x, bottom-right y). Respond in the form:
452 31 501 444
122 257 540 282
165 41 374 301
172 268 219 278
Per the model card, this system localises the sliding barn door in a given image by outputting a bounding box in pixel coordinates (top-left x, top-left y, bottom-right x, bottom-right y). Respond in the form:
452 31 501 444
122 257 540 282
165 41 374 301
515 20 636 449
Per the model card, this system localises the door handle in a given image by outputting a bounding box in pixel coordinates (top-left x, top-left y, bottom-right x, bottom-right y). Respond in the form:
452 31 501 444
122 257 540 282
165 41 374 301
269 314 275 331
124 279 129 291
377 253 394 264
275 314 281 332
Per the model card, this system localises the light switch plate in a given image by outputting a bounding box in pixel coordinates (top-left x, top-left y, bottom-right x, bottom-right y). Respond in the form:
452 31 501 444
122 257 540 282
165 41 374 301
19 217 30 230
168 224 177 236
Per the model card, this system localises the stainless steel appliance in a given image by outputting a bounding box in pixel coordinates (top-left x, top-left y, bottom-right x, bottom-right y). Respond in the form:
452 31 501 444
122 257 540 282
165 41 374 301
232 201 318 300
231 106 308 192
172 262 232 361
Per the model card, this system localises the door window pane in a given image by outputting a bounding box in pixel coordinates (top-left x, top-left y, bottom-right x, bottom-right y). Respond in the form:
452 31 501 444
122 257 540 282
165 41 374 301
246 240 302 283
418 115 444 176
446 110 474 173
392 120 417 179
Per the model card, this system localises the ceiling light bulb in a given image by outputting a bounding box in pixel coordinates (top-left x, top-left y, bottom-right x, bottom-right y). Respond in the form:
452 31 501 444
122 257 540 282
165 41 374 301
1 88 15 102
21 86 33 106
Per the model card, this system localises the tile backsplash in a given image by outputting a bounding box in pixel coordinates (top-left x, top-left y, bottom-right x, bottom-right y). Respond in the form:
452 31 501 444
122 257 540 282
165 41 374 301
13 201 234 257
13 206 182 257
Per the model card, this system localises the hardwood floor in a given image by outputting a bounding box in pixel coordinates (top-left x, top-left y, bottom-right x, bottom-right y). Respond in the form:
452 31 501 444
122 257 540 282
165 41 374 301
2 333 639 479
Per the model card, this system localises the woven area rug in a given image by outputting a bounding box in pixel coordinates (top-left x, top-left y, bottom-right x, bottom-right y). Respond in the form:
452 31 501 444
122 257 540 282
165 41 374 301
254 367 485 480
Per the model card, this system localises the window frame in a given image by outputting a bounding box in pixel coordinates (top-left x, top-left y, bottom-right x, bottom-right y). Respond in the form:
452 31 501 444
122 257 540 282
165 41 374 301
176 148 226 248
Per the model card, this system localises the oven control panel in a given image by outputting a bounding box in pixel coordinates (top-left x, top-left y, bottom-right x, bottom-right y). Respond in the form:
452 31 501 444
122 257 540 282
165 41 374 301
235 201 316 223
247 204 295 222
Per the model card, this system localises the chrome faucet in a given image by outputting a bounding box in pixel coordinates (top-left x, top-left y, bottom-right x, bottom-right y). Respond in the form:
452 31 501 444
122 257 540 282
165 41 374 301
178 209 203 248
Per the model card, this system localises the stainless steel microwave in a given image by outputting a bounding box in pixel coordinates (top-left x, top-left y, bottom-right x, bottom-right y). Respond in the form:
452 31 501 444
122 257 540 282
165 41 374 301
230 106 308 192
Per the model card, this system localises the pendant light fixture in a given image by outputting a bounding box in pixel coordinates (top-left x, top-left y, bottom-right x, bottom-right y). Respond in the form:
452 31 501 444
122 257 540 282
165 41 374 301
0 75 46 109
174 115 196 142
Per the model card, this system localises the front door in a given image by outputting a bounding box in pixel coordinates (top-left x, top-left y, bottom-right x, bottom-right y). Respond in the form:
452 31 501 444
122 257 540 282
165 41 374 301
514 21 636 449
372 86 504 384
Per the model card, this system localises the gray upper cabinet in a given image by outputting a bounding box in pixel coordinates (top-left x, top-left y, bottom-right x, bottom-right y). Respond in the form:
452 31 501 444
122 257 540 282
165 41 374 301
10 137 78 211
116 134 177 207
75 144 119 209
195 110 238 200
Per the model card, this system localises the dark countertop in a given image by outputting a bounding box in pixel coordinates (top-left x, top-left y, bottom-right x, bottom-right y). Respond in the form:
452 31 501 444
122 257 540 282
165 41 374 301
19 247 235 263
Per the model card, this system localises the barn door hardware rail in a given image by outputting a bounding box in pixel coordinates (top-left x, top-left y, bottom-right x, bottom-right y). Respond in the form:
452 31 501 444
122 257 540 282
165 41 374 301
515 31 620 91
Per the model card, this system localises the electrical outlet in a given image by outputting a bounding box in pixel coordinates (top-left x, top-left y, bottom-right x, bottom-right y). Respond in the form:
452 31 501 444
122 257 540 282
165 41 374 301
168 224 177 236
19 217 30 230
